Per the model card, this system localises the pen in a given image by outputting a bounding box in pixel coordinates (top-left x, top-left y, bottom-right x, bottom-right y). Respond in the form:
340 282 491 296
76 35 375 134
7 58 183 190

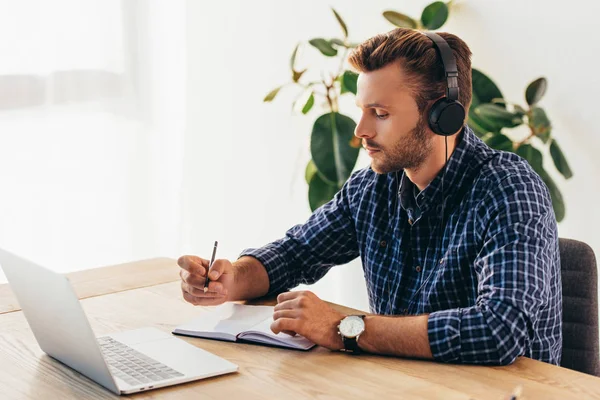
204 241 218 293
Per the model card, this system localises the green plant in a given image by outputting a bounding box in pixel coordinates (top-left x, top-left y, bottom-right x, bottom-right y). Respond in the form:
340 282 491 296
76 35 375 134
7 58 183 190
468 74 572 221
264 8 362 211
264 2 572 221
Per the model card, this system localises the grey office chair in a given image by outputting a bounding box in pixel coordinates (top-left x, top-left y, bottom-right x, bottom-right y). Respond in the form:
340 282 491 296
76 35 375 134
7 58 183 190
559 238 600 376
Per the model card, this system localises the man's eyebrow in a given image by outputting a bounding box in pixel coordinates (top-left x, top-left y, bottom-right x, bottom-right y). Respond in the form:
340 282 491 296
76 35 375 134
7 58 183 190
365 103 390 108
355 102 391 109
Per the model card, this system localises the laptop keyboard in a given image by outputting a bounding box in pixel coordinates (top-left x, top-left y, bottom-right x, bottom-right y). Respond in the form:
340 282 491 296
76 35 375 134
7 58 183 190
98 337 184 387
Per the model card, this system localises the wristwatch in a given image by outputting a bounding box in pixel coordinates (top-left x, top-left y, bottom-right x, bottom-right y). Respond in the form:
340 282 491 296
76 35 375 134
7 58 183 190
337 315 366 354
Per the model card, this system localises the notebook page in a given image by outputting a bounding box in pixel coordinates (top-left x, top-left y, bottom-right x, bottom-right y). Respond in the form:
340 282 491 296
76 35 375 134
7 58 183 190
173 303 274 340
239 317 315 350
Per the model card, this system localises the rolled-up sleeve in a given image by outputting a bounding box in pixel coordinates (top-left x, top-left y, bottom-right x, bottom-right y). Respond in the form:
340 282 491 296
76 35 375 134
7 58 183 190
428 171 560 365
239 172 362 296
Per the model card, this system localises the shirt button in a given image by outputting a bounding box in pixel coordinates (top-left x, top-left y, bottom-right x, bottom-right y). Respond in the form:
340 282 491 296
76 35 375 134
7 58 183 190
439 258 444 264
408 218 414 225
415 265 422 273
380 240 387 248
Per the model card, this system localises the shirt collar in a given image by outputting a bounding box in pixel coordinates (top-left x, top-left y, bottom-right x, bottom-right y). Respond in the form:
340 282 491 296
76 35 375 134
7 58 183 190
398 125 477 215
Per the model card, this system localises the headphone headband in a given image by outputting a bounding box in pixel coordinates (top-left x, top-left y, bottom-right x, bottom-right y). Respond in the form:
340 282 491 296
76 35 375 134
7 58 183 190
423 32 459 101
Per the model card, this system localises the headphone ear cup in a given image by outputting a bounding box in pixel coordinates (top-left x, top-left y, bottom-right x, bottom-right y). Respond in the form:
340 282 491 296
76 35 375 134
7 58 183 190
428 98 466 136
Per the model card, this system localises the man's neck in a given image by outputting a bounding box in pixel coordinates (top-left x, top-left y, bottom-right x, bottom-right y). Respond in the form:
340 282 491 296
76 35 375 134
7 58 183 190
405 134 460 191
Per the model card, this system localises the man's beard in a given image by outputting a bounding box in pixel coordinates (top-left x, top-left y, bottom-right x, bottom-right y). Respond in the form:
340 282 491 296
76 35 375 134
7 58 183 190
368 117 433 174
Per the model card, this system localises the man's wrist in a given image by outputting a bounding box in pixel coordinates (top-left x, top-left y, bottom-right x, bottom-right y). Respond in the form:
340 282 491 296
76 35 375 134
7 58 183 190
230 256 270 301
354 315 374 353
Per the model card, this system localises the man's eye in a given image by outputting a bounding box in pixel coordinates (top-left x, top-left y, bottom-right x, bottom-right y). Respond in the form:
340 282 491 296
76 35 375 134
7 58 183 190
368 109 388 119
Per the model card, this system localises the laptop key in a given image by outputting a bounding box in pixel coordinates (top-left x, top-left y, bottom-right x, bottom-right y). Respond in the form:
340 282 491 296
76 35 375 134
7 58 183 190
99 337 184 386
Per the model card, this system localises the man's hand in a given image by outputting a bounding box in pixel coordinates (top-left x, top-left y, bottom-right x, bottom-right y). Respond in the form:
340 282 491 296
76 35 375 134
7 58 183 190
271 290 346 350
178 255 235 306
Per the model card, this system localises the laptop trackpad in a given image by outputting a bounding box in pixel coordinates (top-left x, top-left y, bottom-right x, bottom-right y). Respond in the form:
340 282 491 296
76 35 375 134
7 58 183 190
108 327 238 377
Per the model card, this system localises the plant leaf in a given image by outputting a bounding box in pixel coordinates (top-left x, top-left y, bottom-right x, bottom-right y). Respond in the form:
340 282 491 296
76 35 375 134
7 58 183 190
549 139 573 179
471 69 504 110
538 169 566 222
383 11 418 28
525 77 548 106
309 38 338 57
311 112 359 186
331 8 348 38
517 144 565 222
474 104 523 128
329 38 345 47
483 132 514 152
305 159 318 184
467 111 503 138
341 70 358 95
308 170 340 211
513 104 527 116
290 43 300 71
530 106 551 143
292 69 306 83
263 86 281 102
516 143 544 175
421 1 449 30
302 93 315 114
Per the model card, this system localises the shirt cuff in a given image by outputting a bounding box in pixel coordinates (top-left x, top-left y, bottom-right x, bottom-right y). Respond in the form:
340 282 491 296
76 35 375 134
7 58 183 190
427 308 462 363
238 245 292 296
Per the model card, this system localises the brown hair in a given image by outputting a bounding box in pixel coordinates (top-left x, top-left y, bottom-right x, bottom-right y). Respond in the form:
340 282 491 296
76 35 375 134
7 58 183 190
348 28 472 119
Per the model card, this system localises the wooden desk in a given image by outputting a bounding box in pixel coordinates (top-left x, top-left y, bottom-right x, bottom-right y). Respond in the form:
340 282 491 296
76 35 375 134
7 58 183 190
1 259 600 399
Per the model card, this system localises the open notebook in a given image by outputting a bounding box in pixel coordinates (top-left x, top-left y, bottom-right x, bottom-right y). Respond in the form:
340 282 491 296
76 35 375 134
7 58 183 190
172 303 316 351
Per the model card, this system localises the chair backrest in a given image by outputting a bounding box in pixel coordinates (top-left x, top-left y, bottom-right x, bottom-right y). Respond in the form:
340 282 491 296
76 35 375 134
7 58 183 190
559 238 600 376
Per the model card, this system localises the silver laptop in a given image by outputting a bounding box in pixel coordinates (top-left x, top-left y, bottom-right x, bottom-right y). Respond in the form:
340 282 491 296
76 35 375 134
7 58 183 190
0 248 238 395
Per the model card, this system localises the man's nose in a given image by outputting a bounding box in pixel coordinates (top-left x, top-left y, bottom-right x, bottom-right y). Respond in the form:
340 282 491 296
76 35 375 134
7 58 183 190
354 116 375 139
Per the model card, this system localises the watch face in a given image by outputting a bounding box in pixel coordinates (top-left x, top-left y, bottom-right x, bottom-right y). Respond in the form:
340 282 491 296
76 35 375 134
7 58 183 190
339 316 365 338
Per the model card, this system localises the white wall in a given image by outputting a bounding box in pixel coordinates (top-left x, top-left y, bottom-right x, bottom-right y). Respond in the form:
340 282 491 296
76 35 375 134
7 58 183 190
444 0 600 266
183 0 600 311
0 1 187 275
0 0 597 315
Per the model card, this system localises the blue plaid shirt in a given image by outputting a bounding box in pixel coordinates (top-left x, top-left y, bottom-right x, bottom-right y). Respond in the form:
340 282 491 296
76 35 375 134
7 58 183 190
241 126 562 366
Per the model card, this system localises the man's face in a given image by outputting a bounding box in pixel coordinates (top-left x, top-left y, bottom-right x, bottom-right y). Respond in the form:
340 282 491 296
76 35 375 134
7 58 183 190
354 61 433 174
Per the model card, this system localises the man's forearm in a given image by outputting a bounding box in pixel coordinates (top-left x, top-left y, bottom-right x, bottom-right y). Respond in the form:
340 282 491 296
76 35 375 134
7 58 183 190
229 256 270 301
357 314 433 359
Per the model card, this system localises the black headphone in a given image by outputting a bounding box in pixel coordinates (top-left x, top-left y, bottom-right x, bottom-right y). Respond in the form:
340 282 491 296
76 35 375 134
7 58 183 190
423 32 465 136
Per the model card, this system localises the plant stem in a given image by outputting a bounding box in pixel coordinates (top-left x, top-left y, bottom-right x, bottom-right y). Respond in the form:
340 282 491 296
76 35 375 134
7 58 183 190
336 48 349 78
331 48 348 113
323 79 335 112
513 125 536 151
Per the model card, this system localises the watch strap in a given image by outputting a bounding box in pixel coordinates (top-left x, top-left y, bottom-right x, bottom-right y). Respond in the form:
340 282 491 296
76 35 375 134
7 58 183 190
342 335 361 354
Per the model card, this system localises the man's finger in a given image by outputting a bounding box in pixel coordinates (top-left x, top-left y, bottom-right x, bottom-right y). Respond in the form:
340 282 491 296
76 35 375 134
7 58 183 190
273 309 300 321
177 255 209 275
182 290 227 306
206 259 228 280
181 269 207 288
276 291 302 304
270 317 298 335
182 281 227 297
273 299 298 312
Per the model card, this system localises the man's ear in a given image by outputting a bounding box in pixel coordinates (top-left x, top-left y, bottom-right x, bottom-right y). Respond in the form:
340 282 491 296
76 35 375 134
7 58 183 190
422 96 446 135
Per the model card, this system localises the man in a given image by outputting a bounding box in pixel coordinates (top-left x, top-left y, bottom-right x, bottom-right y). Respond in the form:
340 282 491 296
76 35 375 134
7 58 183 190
178 28 562 366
